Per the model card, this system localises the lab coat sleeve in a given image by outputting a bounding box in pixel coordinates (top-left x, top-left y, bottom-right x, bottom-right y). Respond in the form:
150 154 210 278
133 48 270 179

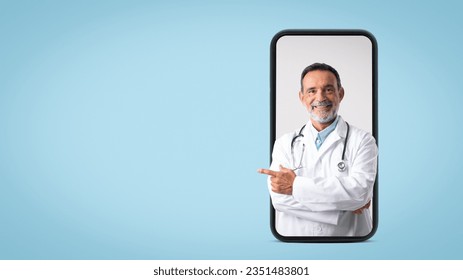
292 133 378 212
268 138 340 225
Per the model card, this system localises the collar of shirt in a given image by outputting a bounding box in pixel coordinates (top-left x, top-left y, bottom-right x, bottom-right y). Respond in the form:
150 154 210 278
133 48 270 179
309 116 340 150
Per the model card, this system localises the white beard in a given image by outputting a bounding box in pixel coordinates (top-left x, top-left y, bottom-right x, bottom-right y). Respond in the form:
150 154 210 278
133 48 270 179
309 107 338 124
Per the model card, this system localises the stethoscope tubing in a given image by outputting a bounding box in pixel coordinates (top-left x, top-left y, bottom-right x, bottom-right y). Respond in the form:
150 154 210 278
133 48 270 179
291 122 350 172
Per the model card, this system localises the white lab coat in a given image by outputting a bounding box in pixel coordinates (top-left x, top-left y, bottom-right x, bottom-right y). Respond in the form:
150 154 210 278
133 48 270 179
269 116 377 236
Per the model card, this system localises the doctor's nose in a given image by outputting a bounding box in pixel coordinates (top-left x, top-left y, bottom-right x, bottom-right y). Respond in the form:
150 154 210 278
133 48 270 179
313 90 327 100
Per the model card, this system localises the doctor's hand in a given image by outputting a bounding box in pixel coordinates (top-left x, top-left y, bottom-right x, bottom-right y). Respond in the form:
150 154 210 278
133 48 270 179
353 200 371 214
257 165 296 195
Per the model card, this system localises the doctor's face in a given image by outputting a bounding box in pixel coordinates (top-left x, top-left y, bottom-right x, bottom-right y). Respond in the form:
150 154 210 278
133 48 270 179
299 70 344 129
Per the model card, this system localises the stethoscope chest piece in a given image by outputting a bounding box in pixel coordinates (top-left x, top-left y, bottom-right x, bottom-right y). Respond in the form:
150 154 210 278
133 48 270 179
291 121 350 173
337 161 347 172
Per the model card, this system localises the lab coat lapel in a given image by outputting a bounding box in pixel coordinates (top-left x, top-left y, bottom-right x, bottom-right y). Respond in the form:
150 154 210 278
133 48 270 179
317 132 341 158
299 123 318 177
302 121 318 162
316 116 348 159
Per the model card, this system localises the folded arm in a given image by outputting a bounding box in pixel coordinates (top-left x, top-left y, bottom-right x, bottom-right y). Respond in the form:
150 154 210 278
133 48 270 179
259 138 341 224
291 134 377 212
259 132 377 217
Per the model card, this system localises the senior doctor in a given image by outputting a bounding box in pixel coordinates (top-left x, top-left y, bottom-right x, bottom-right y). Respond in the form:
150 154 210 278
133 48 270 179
258 63 377 237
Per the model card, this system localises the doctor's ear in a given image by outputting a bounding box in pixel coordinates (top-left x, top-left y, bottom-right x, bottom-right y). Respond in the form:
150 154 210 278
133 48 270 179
339 87 345 101
298 90 304 102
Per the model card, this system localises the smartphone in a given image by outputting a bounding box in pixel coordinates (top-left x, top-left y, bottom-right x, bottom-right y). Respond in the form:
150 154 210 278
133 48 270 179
269 30 378 242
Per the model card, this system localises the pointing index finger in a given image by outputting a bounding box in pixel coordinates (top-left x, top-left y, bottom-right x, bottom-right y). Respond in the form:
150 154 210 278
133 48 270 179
257 168 278 177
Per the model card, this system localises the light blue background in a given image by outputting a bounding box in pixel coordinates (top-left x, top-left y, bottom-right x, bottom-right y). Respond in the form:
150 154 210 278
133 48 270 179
1 0 462 259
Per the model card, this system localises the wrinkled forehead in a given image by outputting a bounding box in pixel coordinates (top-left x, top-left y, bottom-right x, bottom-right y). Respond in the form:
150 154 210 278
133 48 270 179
302 70 339 89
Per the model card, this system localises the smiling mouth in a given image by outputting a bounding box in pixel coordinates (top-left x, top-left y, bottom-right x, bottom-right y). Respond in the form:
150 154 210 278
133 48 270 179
312 104 332 110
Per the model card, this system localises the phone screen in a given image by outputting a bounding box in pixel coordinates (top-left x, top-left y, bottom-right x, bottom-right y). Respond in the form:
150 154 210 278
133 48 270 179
269 30 378 242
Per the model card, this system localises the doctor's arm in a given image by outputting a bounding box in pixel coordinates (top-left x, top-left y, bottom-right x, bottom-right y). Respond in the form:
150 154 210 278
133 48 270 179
291 133 377 212
259 139 341 225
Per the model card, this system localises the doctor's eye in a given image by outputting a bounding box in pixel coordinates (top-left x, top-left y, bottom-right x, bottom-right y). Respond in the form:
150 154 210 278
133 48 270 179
325 87 334 93
307 89 316 95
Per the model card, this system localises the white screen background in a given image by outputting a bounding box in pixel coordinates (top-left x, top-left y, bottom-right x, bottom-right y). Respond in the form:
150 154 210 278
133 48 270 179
276 35 373 138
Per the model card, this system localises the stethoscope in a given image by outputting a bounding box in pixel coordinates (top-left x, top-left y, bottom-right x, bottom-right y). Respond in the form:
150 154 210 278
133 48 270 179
290 122 350 172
